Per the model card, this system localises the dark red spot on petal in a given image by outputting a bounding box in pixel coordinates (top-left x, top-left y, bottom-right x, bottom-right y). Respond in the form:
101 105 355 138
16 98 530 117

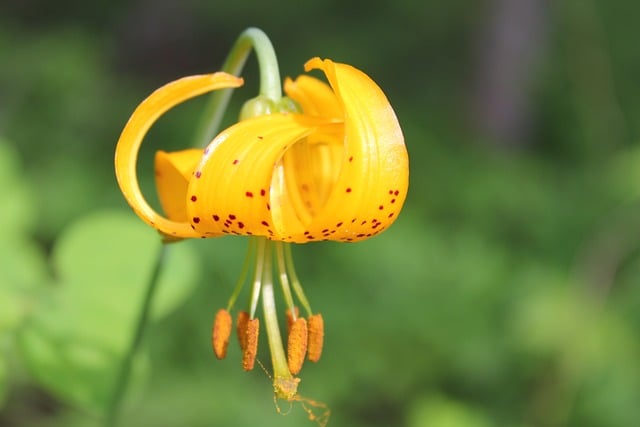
233 159 239 165
193 217 200 224
266 203 271 210
195 171 202 178
212 214 220 221
349 156 353 162
190 195 197 202
260 189 266 196
336 222 343 227
246 191 253 198
229 214 236 220
261 221 269 227
258 135 264 140
238 222 245 229
388 212 395 218
346 188 352 193
394 190 400 196
391 199 396 204
379 205 384 210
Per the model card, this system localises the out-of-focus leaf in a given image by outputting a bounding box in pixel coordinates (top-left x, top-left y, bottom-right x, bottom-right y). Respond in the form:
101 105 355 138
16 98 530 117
0 140 35 236
19 210 200 413
407 394 493 427
0 357 6 408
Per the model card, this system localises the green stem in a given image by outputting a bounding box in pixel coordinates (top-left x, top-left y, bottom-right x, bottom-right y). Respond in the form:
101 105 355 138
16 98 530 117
105 244 167 427
193 27 282 147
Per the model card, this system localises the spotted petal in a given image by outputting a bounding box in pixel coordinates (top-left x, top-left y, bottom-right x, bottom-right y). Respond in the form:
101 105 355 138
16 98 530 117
285 58 408 241
186 58 408 243
114 73 243 240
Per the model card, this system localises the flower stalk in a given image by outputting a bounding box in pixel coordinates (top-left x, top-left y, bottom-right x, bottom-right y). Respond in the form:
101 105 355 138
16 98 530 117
105 244 166 427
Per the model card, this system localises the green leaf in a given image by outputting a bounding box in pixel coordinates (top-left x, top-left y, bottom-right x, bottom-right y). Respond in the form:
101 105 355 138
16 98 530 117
19 210 199 414
408 394 493 427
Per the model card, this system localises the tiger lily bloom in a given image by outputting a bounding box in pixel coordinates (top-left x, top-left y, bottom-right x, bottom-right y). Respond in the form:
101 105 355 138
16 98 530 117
115 56 408 407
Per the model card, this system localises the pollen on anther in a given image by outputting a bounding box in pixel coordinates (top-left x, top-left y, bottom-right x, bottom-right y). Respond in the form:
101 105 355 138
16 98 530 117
287 318 308 375
212 309 232 359
307 314 324 363
286 307 299 334
236 311 249 351
242 318 259 371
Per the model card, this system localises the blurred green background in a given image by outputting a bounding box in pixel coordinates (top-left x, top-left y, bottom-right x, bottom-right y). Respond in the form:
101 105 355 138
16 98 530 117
1 0 640 426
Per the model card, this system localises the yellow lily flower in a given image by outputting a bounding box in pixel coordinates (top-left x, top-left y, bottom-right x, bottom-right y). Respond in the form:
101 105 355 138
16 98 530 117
116 57 408 243
114 56 408 415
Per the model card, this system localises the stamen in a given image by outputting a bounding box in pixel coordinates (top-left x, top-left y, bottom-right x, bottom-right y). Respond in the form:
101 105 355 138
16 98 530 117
236 310 249 351
242 318 259 371
307 314 324 363
283 244 313 316
212 309 232 359
275 241 298 316
287 317 308 375
286 306 299 334
226 239 256 311
249 237 267 317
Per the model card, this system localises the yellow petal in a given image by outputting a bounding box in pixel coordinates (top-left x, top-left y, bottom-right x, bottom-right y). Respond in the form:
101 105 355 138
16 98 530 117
114 73 243 240
185 114 342 241
284 75 343 120
155 148 203 222
298 57 409 242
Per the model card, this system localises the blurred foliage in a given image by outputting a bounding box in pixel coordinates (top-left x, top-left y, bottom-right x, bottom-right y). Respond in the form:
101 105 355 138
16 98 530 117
1 0 640 426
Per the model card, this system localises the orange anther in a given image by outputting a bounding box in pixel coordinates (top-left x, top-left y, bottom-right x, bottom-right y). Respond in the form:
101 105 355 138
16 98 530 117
287 317 308 375
236 310 249 351
242 318 259 371
286 306 299 334
212 309 232 359
307 314 324 363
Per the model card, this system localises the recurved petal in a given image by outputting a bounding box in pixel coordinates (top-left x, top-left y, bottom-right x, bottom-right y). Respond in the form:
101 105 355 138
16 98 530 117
114 73 243 240
155 149 203 222
284 75 343 120
186 114 343 241
299 57 409 242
